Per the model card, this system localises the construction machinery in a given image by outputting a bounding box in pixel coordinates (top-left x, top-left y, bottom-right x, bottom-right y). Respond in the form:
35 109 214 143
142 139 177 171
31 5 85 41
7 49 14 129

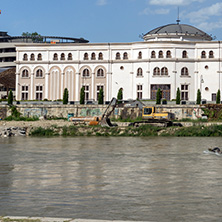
69 97 117 127
129 106 174 127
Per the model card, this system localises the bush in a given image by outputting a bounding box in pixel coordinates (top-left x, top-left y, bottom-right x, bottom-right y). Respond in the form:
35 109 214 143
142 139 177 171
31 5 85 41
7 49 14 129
156 88 162 104
117 88 123 104
196 89 201 104
63 88 69 104
80 87 85 104
216 89 221 104
8 90 13 105
176 87 181 104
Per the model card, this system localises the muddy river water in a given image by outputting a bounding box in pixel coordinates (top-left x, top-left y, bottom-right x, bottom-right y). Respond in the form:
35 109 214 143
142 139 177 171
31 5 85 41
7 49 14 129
1 136 222 221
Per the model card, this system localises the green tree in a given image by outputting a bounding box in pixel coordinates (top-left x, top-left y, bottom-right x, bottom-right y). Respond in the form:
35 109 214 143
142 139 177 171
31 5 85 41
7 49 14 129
117 88 123 104
156 88 162 104
196 89 201 104
80 86 85 104
22 32 43 42
176 87 181 104
8 89 13 105
98 88 104 104
216 89 221 104
63 88 69 104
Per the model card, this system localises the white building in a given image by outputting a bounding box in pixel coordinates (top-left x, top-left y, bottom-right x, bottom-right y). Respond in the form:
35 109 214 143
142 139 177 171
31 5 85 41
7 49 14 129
15 23 222 103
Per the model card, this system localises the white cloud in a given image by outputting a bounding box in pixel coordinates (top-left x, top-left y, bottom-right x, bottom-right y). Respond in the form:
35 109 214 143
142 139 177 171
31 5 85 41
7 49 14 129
140 7 170 15
197 21 222 32
149 0 203 6
186 3 222 23
96 0 108 6
155 8 170 14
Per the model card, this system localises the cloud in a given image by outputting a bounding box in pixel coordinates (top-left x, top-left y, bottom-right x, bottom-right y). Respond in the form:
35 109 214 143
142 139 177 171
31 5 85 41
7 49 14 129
197 21 222 32
149 0 203 6
96 0 108 6
186 3 222 23
140 7 170 15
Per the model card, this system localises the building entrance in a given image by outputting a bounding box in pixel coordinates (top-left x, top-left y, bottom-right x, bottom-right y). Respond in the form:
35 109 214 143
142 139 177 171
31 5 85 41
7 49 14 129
151 84 171 100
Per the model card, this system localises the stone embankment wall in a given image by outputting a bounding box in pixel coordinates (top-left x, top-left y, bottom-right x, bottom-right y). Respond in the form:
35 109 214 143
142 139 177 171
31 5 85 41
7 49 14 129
0 104 203 120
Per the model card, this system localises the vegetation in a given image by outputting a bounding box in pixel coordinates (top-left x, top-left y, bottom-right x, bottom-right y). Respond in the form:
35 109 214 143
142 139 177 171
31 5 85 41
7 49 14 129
4 105 39 121
98 88 104 104
156 88 162 104
216 89 221 104
8 90 13 105
176 87 181 104
22 32 43 42
196 89 201 104
117 88 123 104
0 218 40 222
28 122 222 137
63 88 69 104
80 86 85 104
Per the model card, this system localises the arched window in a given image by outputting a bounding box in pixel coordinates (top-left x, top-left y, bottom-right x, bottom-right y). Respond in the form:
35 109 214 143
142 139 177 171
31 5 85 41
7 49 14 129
138 51 142 59
153 67 160 75
53 53 58 60
166 50 171 58
116 52 121 60
84 53 89 60
68 53 72 60
209 51 214 58
36 69 43 78
151 51 156 58
22 69 29 78
181 67 189 76
98 52 103 60
30 53 35 61
123 52 128 60
158 51 163 58
201 51 206 58
91 53 96 60
61 53 65 60
23 54 28 61
82 68 90 77
161 67 168 75
137 68 143 77
182 50 187 58
37 53 42 61
97 68 104 77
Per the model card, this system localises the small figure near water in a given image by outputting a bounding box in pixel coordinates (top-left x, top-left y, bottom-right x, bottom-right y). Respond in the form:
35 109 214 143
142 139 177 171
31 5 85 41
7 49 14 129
208 147 222 154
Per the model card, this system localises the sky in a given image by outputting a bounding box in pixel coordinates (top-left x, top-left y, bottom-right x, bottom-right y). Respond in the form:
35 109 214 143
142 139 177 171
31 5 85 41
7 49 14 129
0 0 222 43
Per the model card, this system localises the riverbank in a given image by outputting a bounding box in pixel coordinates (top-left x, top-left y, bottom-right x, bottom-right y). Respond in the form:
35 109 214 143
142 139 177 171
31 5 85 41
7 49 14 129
0 216 148 222
1 119 222 137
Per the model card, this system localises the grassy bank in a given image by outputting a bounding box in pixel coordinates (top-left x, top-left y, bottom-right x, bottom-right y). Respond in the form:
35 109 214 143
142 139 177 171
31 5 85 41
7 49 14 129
29 124 222 137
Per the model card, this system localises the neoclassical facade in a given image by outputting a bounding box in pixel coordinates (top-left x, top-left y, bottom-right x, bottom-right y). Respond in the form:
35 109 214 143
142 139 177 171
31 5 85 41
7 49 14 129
15 23 222 103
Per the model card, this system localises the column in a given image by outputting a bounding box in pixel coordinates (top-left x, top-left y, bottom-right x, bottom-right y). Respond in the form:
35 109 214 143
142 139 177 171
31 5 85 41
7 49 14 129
91 72 95 100
45 73 49 99
75 72 80 101
30 73 34 100
15 72 20 100
61 72 64 100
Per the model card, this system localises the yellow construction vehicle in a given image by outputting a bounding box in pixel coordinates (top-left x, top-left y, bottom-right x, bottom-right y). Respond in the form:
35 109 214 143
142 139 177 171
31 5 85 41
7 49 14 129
142 106 172 120
129 106 174 127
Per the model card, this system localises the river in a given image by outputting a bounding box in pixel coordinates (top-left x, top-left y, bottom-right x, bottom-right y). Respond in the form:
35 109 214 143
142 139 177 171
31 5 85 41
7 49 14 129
0 136 222 221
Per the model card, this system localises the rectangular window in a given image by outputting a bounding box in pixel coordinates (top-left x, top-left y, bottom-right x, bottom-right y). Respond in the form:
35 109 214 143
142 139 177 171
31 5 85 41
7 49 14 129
212 93 216 101
35 85 43 101
21 85 28 100
83 85 90 101
96 85 104 101
137 84 143 100
181 84 189 100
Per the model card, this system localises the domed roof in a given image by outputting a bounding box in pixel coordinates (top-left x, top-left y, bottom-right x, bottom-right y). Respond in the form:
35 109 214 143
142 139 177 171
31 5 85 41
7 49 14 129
143 23 212 41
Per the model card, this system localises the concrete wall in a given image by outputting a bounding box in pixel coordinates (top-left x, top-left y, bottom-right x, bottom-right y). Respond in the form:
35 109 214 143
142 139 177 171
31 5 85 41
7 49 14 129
0 104 203 120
